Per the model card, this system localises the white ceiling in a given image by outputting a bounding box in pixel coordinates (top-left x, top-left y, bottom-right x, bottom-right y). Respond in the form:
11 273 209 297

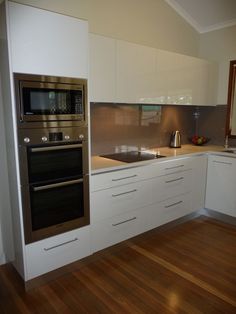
165 0 236 33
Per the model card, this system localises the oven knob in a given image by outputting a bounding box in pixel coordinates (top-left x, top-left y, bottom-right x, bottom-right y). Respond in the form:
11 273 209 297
41 136 48 142
79 134 84 140
23 137 30 143
64 135 70 140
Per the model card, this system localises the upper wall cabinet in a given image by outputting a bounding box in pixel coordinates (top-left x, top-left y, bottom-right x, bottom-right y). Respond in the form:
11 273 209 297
156 50 218 106
89 34 116 102
89 34 218 106
8 2 88 78
116 40 156 104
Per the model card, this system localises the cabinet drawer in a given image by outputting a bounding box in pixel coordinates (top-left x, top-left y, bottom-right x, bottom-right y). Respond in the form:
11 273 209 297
149 169 192 204
161 169 192 199
159 157 193 175
158 192 193 225
91 210 141 253
91 166 146 191
25 226 90 280
91 180 152 221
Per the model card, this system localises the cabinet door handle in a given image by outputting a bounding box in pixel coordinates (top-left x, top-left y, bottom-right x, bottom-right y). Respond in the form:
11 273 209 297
112 174 137 182
165 200 183 208
165 165 184 170
213 160 232 165
112 189 137 197
165 177 184 183
112 216 137 226
43 237 78 251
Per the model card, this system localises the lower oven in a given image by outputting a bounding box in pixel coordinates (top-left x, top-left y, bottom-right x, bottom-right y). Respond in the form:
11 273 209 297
18 127 89 244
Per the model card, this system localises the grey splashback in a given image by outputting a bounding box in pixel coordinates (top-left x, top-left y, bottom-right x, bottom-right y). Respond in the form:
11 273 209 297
90 103 228 156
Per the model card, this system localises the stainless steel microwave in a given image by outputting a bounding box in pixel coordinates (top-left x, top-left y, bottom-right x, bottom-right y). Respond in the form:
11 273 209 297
14 73 88 128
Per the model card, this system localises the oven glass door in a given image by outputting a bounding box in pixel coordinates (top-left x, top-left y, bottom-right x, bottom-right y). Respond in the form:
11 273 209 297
30 179 84 231
27 143 83 183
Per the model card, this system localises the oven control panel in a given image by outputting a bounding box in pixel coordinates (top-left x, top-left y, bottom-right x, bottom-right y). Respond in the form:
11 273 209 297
19 127 88 146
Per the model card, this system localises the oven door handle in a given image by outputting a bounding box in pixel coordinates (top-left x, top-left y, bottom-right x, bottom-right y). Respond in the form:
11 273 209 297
30 144 83 153
32 178 83 191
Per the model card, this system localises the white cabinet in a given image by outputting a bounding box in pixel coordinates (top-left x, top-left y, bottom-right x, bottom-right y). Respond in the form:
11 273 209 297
25 226 90 280
205 155 236 217
156 50 217 106
116 40 157 104
8 2 88 78
90 156 204 253
89 34 116 102
89 34 217 105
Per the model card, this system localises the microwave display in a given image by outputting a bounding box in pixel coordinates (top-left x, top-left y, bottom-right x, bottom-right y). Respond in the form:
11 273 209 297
23 88 83 115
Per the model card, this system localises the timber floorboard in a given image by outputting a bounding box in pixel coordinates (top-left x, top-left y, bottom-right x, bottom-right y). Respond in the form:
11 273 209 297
0 216 236 313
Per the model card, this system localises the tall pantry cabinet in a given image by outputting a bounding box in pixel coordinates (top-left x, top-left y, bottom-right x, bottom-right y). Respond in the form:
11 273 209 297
0 1 90 284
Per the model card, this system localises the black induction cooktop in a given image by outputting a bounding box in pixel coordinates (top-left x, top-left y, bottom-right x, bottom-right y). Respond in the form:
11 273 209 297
100 151 166 163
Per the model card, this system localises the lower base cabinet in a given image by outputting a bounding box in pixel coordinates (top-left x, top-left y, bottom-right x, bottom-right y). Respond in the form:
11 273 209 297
24 226 90 281
91 155 206 253
205 155 236 217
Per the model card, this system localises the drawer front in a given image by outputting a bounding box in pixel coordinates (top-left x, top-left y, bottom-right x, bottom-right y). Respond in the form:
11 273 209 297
91 210 141 253
149 169 192 204
91 167 146 191
161 169 192 200
149 157 193 177
91 180 152 222
158 192 193 225
25 226 90 280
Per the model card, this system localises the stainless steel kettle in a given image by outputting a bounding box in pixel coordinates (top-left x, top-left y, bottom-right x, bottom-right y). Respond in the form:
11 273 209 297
169 130 181 148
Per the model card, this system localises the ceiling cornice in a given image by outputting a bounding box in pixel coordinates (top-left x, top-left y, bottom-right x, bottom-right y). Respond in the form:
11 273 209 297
165 0 236 33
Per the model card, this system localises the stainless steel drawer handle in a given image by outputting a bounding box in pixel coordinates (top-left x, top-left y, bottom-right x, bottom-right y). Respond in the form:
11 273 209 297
112 216 137 227
165 177 184 183
165 165 184 170
44 237 78 251
31 144 82 153
112 174 137 182
165 200 183 208
213 160 232 165
33 178 83 191
112 189 137 197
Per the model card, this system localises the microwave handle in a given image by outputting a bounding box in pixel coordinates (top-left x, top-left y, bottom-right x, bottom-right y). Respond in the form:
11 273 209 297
30 143 82 153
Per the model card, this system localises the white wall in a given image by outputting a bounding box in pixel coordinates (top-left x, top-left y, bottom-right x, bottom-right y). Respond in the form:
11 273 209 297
9 0 200 57
199 25 236 104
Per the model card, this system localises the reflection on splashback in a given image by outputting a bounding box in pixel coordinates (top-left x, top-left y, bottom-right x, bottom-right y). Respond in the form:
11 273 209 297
90 103 229 156
90 104 195 155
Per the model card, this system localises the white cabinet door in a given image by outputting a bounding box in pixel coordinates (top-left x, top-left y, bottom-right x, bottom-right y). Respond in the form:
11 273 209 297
191 155 207 211
116 40 157 104
205 155 236 217
89 34 116 102
156 49 217 106
8 2 88 78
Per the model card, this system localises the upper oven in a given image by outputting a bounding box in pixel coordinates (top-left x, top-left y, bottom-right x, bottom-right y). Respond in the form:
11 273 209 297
14 73 88 128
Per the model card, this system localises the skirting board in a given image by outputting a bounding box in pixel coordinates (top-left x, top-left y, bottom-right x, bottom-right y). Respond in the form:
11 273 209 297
0 252 6 265
201 208 236 226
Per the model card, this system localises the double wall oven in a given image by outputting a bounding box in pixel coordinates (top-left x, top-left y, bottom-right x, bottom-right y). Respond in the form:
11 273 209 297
14 74 89 244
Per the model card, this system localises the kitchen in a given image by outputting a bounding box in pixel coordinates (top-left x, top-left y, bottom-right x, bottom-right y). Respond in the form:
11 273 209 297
0 0 236 312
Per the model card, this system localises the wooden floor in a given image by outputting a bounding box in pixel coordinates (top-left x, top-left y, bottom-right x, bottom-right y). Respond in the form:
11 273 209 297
0 216 236 313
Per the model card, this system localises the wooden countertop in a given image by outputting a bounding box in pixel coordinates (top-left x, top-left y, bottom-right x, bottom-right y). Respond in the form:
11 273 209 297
91 144 225 174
